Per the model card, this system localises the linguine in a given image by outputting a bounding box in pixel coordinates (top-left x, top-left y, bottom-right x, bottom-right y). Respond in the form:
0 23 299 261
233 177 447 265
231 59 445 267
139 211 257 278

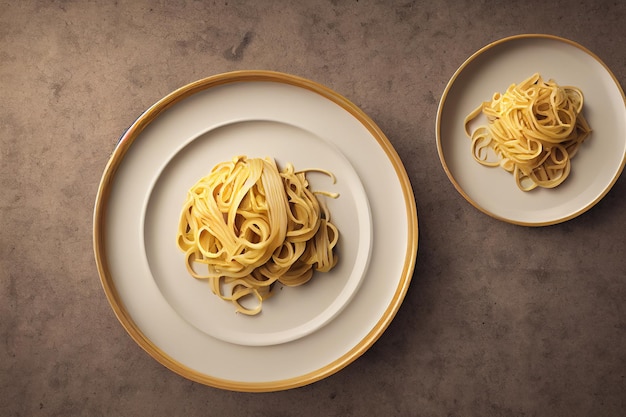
464 73 591 191
176 156 339 315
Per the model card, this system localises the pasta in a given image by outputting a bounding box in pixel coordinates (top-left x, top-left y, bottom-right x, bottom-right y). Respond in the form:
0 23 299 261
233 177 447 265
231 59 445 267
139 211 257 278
176 156 339 315
464 73 591 191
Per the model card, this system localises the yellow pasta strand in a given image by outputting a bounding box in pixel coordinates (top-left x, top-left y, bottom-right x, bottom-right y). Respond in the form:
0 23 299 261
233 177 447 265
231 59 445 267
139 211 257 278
176 156 339 315
464 73 591 191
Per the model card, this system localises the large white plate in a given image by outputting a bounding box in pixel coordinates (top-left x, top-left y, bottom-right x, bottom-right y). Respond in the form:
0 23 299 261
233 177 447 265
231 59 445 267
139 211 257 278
437 34 626 226
93 71 418 391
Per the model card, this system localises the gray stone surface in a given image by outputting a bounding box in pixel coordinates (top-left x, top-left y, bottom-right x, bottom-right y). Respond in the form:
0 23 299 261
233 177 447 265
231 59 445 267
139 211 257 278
1 0 625 416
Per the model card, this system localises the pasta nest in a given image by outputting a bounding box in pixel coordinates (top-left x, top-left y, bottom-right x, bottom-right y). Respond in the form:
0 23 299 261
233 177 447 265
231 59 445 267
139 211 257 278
177 156 339 315
464 73 591 191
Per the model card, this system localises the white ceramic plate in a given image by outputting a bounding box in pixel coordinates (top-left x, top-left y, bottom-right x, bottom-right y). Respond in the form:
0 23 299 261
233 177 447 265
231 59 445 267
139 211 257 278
144 120 372 347
93 71 418 391
437 34 626 226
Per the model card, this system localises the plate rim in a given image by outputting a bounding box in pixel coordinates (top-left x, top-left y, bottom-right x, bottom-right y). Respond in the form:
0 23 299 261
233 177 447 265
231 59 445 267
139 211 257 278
435 33 626 226
92 70 419 391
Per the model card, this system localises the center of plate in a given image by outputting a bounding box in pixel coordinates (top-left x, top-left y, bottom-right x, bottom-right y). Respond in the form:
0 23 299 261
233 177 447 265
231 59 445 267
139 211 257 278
142 119 372 346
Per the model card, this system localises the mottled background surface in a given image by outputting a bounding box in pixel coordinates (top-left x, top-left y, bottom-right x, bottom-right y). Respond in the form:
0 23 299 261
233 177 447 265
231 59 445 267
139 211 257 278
1 0 625 416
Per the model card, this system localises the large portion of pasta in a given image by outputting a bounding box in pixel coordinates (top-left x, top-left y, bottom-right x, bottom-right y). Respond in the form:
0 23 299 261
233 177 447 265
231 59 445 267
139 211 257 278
176 156 339 315
464 73 591 191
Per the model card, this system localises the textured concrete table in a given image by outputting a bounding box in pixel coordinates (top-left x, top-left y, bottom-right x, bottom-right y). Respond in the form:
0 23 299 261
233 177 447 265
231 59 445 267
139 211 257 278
2 1 625 416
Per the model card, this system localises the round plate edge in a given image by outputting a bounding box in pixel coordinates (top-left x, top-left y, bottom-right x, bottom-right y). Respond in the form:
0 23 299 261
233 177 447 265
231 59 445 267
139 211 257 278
92 70 419 392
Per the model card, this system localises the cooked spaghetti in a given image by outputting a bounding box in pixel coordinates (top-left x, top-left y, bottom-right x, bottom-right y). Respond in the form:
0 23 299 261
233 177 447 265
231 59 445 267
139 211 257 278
464 73 591 191
176 156 339 315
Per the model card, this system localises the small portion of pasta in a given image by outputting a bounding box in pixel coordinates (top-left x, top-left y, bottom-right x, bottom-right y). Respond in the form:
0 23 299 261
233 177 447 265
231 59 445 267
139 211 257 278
464 73 591 191
176 156 339 315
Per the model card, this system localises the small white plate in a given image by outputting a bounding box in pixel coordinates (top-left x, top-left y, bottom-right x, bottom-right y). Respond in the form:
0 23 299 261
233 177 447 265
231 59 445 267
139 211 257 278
437 34 626 226
143 119 372 347
93 71 418 391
